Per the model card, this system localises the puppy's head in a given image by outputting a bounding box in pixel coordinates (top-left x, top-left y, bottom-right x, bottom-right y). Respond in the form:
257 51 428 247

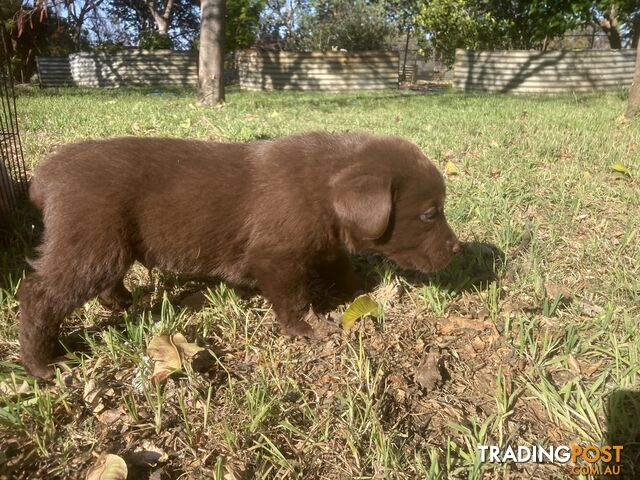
331 136 460 273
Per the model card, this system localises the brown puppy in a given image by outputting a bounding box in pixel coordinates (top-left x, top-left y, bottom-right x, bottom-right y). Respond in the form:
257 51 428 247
19 132 460 378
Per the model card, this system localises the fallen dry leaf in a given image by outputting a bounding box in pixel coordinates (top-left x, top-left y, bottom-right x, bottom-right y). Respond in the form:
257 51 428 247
171 333 205 362
414 350 443 391
438 315 490 334
583 360 604 377
371 279 403 306
97 408 125 426
148 335 182 383
566 353 581 374
578 298 603 318
83 379 105 414
471 336 486 353
86 453 127 480
148 333 213 382
545 282 572 303
304 307 341 337
0 380 31 397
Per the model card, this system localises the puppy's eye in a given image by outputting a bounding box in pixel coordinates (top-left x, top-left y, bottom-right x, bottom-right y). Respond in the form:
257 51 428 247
420 208 438 222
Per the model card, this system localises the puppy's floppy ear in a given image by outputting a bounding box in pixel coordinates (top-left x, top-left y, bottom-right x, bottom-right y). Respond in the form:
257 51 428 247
331 168 392 243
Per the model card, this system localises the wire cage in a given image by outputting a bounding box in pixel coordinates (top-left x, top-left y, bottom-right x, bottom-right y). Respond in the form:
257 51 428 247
0 26 29 220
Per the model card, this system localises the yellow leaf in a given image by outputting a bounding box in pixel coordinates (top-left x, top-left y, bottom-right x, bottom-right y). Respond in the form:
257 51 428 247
610 164 631 177
86 454 127 480
444 160 459 176
342 295 380 331
179 118 191 129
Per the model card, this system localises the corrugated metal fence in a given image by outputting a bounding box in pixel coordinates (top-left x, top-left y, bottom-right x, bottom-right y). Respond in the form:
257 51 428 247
36 57 73 87
69 51 198 87
455 49 636 93
238 51 399 91
38 51 399 91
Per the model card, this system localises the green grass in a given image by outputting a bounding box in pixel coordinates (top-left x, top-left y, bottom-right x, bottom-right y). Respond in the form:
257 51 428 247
1 85 639 479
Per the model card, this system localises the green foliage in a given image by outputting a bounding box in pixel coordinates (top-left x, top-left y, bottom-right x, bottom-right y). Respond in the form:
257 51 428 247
92 41 126 54
108 0 200 49
416 0 640 65
0 0 21 23
416 0 583 66
384 0 421 33
139 31 174 50
293 0 392 51
416 0 495 66
256 0 392 52
3 7 76 83
107 0 157 41
108 0 262 51
225 0 265 51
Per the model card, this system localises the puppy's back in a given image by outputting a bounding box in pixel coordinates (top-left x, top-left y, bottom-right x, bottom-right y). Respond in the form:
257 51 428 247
33 137 251 206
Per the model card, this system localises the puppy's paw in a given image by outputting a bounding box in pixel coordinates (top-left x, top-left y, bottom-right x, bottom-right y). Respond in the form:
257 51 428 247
280 308 341 339
22 355 56 380
282 319 315 338
304 308 341 338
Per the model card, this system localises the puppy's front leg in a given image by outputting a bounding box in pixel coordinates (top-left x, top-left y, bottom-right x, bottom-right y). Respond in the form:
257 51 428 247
252 264 315 337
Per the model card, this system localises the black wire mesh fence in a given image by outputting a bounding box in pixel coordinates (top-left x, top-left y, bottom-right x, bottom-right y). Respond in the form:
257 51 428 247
0 26 28 220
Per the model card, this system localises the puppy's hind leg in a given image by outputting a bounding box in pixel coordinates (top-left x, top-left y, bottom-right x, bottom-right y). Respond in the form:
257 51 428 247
18 273 73 379
19 240 133 379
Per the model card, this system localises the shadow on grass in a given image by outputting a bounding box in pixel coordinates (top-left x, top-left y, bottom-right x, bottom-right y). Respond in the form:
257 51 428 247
0 201 41 293
303 241 504 318
407 240 504 293
606 389 640 480
355 241 504 296
15 84 198 99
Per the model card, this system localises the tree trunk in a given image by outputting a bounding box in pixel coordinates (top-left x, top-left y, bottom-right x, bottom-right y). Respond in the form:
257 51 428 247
401 27 410 82
198 0 225 105
155 16 168 35
73 24 83 51
625 46 640 119
598 5 622 49
146 0 174 36
632 17 640 49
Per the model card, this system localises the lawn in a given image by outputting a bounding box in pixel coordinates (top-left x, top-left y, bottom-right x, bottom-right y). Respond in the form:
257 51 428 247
1 86 639 479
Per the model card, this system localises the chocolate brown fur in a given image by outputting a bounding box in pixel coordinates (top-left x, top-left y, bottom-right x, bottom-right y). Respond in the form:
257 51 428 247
19 132 460 378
